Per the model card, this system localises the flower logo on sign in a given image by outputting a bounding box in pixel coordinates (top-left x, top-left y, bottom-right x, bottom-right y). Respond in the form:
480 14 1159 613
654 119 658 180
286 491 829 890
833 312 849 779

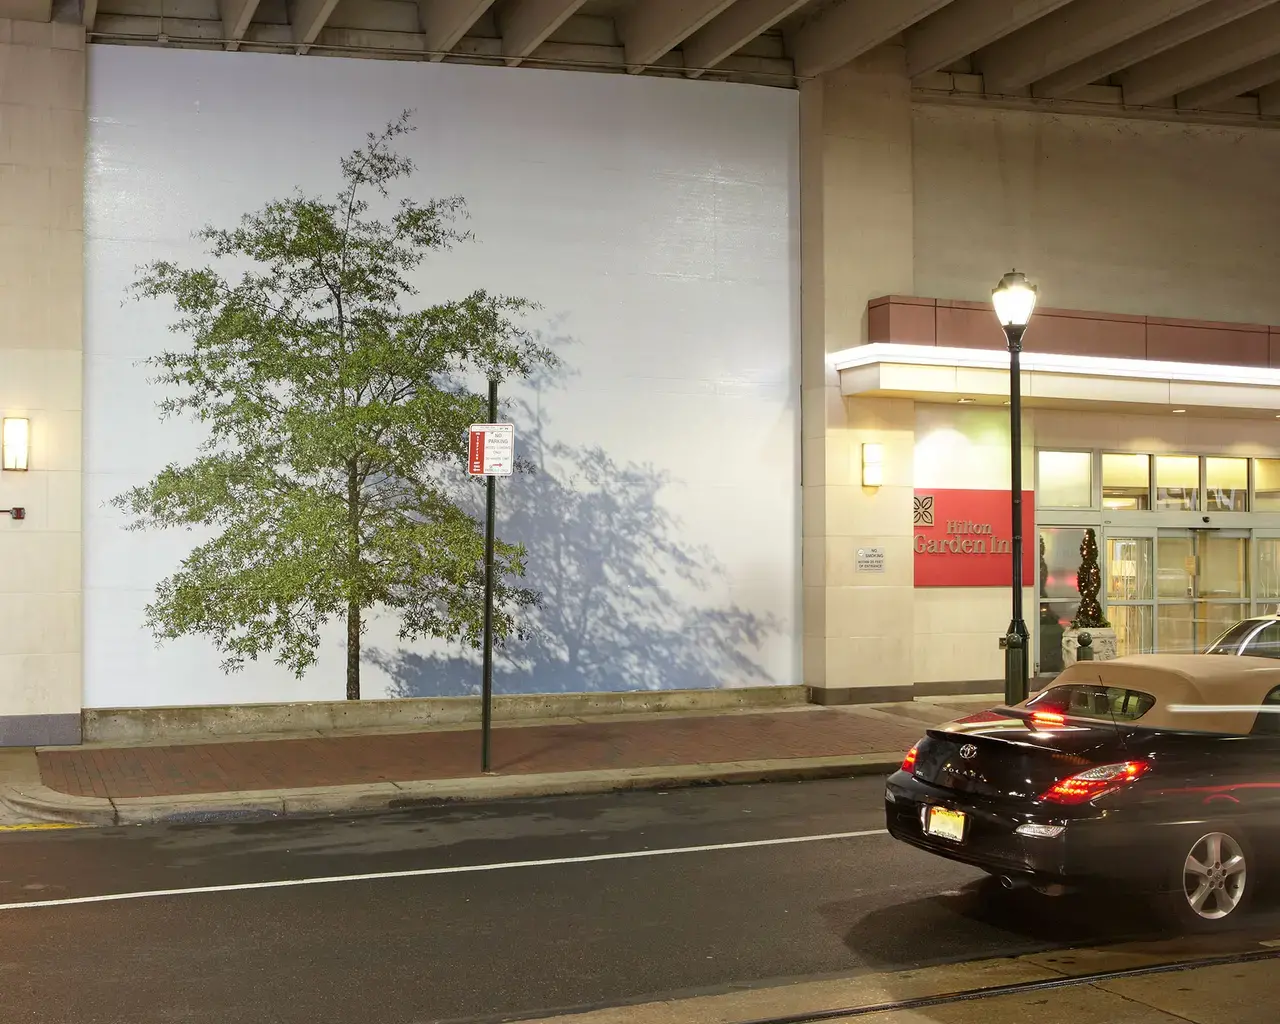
913 495 934 527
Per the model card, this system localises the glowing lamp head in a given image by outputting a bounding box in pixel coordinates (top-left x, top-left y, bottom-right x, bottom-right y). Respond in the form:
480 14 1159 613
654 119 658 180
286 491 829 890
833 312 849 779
991 270 1038 328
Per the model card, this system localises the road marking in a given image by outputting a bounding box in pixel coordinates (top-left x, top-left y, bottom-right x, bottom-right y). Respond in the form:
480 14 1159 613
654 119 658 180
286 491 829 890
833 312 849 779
0 828 888 912
0 823 84 833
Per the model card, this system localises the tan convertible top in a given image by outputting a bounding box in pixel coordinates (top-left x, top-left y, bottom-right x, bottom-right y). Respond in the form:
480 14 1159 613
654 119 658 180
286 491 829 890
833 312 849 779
1025 654 1280 734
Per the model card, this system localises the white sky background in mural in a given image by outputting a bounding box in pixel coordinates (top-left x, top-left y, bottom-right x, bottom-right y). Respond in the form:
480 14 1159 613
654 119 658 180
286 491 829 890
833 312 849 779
83 46 800 707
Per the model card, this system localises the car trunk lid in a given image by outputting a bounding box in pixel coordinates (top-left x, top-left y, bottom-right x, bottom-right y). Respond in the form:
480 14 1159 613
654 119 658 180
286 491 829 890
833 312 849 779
911 709 1129 802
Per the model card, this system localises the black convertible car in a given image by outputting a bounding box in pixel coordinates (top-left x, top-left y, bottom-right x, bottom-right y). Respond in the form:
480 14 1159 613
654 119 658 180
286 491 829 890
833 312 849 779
885 654 1280 930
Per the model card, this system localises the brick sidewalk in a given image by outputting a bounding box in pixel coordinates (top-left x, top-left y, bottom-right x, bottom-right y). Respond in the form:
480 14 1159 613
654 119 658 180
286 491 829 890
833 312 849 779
37 708 928 800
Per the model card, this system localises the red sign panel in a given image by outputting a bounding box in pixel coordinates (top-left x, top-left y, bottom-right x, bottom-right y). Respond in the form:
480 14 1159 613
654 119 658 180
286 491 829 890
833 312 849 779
913 488 1035 588
467 423 514 476
467 429 486 474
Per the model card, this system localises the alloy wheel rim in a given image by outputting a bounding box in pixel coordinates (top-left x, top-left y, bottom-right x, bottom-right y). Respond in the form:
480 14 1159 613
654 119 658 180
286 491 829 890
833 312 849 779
1182 832 1247 920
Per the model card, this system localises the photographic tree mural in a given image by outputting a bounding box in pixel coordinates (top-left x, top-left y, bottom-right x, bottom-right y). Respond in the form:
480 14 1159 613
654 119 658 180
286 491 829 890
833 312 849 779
368 356 780 698
113 113 553 700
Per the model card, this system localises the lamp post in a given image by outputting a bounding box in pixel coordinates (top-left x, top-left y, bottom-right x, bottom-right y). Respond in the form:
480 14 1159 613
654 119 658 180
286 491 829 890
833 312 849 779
992 270 1038 707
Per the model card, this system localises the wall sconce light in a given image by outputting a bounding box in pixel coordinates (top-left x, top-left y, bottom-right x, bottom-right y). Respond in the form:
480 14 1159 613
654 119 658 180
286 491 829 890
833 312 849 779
2 418 29 472
861 442 884 487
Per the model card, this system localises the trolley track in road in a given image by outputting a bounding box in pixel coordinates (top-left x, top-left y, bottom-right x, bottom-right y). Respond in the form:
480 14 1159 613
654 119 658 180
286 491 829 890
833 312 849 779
733 946 1280 1024
488 944 1280 1024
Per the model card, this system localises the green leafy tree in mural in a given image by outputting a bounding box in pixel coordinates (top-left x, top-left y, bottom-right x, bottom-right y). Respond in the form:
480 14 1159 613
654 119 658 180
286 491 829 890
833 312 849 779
113 112 553 699
1071 528 1111 629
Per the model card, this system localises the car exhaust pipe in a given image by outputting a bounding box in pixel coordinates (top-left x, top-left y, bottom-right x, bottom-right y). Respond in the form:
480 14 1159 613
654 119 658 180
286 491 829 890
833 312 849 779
998 875 1026 890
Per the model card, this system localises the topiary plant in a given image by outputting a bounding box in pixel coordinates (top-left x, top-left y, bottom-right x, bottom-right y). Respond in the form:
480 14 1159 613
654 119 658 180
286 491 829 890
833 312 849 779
1071 527 1111 629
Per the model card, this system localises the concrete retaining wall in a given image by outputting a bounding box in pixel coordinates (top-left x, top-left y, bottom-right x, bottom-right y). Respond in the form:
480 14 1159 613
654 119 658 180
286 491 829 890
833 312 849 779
82 686 811 745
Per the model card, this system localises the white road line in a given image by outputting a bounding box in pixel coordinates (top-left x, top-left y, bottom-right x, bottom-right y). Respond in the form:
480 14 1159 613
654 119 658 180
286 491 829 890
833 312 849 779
0 828 889 912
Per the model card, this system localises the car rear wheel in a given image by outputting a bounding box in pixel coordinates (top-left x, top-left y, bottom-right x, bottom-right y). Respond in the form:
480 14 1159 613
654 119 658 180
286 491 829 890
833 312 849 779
1165 828 1252 931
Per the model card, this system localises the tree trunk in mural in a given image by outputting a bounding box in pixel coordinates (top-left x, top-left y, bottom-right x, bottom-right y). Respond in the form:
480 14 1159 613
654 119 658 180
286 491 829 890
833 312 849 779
112 113 553 697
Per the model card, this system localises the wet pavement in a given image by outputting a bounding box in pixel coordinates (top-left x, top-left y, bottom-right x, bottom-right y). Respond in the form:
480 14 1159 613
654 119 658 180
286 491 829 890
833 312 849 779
0 775 1273 1022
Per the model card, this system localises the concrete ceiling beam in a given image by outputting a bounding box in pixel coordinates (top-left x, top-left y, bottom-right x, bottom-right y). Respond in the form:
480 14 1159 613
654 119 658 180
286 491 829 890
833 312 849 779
220 0 262 49
1177 52 1280 108
1261 80 1280 115
789 0 952 79
619 0 738 73
1033 0 1271 99
683 0 809 78
906 0 1074 79
979 0 1212 92
289 0 342 52
1121 3 1280 106
498 0 588 66
419 0 497 61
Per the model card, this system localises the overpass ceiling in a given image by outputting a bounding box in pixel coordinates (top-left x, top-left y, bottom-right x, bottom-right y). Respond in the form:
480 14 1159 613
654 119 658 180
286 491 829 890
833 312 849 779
41 0 1280 124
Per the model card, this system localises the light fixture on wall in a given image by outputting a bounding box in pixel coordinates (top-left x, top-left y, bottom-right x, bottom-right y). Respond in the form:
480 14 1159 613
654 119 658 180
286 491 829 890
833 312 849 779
1 417 28 472
861 443 884 487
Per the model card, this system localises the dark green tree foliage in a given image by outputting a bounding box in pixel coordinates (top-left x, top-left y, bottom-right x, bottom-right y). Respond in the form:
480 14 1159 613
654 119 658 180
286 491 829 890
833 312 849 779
1071 527 1111 629
113 113 553 699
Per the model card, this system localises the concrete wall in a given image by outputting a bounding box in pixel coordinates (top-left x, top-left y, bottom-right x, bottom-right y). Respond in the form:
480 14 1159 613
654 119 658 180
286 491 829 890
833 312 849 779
913 405 1035 688
800 49 917 703
83 46 802 707
0 19 85 745
803 45 1280 698
913 104 1280 326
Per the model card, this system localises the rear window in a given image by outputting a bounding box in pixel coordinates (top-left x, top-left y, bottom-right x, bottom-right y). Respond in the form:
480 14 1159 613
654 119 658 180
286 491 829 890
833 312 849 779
1026 684 1156 722
1204 619 1258 654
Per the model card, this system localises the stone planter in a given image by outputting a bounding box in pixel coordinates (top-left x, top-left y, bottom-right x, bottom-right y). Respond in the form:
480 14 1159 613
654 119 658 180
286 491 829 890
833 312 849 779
1062 628 1117 668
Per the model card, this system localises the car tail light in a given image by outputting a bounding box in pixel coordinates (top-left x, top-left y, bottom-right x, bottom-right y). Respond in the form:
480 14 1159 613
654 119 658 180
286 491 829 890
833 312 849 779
1030 711 1065 728
1039 760 1150 805
901 745 919 773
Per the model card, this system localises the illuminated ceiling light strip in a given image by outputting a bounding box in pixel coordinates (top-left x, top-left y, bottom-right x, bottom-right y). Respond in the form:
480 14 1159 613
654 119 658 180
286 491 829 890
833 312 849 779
828 343 1280 389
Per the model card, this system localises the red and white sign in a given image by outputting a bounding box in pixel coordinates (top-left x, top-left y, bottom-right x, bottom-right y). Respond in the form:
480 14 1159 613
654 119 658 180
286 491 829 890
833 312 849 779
913 488 1034 588
467 423 515 477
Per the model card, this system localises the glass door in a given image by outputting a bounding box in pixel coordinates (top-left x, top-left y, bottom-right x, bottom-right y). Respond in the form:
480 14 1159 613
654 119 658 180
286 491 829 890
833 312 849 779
1257 532 1280 617
1105 531 1154 656
1157 529 1249 653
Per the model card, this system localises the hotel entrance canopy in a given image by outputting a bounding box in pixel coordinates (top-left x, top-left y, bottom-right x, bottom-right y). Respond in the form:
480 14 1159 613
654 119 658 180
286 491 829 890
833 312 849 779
835 296 1280 417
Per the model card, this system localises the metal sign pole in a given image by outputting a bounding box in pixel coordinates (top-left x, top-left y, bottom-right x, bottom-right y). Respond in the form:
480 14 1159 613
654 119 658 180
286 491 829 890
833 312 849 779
480 379 498 774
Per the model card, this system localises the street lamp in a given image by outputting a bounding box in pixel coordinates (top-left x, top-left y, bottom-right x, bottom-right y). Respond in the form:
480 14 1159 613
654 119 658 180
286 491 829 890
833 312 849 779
992 270 1037 707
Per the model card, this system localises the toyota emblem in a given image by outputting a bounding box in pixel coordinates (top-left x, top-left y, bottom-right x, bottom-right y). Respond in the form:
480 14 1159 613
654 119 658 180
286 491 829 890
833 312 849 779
959 743 978 760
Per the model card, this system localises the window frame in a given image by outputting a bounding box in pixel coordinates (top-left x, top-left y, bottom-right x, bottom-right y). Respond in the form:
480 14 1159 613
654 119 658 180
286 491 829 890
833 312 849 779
1034 447 1098 512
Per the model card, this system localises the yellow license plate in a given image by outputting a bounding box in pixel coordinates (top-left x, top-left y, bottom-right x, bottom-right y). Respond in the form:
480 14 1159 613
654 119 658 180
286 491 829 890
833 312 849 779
925 806 967 842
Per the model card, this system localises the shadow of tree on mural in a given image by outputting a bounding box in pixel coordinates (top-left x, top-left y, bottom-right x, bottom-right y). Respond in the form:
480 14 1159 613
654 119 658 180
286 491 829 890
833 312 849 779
366 343 780 697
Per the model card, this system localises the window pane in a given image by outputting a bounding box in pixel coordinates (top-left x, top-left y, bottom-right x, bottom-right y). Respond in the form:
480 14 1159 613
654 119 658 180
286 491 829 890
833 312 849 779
1037 601 1074 675
1037 450 1093 508
1110 604 1153 656
1257 459 1280 511
1259 538 1280 603
1158 602 1195 654
1106 536 1152 602
1206 457 1248 512
1039 527 1087 601
1202 603 1247 650
1200 534 1248 600
1158 534 1194 599
1102 453 1151 510
1027 685 1155 722
1155 455 1199 511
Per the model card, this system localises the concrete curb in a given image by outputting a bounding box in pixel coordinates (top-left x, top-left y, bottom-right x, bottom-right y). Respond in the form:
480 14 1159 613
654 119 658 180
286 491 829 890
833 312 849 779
0 752 903 827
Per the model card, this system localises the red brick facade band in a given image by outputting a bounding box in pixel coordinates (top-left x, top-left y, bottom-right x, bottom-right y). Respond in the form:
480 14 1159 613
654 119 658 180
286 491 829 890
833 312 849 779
868 295 1280 368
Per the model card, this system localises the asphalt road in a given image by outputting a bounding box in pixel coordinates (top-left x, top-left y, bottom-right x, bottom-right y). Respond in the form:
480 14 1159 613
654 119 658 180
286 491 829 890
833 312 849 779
0 776 1272 1024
